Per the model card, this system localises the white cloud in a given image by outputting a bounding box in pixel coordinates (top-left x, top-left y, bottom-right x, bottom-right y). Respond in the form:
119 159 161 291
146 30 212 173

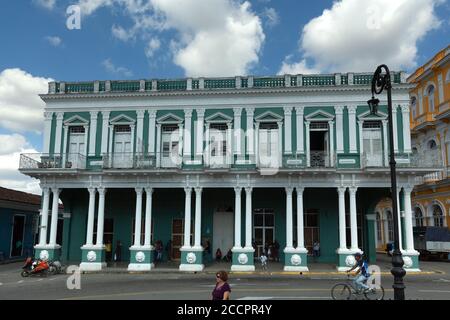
77 0 265 77
45 36 62 47
281 0 443 73
262 7 279 28
0 68 51 134
34 0 56 10
278 58 319 75
152 0 265 77
0 134 41 195
102 58 134 77
145 38 161 58
0 134 29 156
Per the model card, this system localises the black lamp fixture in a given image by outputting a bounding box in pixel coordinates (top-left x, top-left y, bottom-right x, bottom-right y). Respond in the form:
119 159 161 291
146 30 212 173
368 64 406 300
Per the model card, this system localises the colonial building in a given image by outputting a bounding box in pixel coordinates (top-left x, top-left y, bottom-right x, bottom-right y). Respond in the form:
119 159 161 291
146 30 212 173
19 72 437 272
409 45 450 230
0 187 41 262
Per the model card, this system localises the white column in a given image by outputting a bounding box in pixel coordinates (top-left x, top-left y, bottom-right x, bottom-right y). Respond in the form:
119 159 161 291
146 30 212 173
133 188 143 247
227 122 233 165
130 124 136 155
108 125 113 165
284 107 293 154
277 121 283 166
183 109 192 159
38 187 50 246
382 120 389 166
144 188 153 247
101 111 110 155
403 187 415 252
83 125 89 156
43 112 53 154
358 121 364 156
335 106 344 153
285 187 294 249
255 122 260 166
338 187 347 250
396 187 403 251
62 126 69 166
183 187 192 248
194 187 202 248
245 187 253 248
234 187 242 249
401 104 412 153
328 120 335 166
156 124 162 167
85 187 97 246
196 108 205 159
136 110 145 153
95 188 106 246
349 187 359 251
148 110 157 155
49 188 61 246
89 111 98 156
54 112 64 154
233 108 243 158
246 108 255 160
348 105 357 153
305 122 311 167
295 106 304 154
392 105 399 153
438 73 444 104
418 90 424 115
296 187 305 249
178 124 184 161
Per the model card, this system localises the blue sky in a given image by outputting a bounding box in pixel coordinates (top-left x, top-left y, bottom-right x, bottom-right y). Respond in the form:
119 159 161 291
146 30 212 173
0 0 448 193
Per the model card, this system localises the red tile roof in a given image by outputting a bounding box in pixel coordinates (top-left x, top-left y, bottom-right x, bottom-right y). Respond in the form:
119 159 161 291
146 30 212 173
0 187 41 206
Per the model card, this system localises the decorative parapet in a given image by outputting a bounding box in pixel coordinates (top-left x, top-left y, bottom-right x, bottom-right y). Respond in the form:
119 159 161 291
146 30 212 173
48 72 406 94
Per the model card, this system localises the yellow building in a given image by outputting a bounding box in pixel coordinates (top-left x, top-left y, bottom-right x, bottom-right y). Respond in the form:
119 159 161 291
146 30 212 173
375 45 450 252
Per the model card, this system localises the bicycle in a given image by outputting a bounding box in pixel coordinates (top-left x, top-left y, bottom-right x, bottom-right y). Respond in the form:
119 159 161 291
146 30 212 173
331 274 385 300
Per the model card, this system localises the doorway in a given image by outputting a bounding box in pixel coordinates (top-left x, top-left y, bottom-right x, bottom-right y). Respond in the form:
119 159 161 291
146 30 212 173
253 208 275 258
67 126 85 168
113 125 132 168
161 125 180 168
362 122 383 167
10 215 25 257
213 212 234 260
310 122 329 167
304 210 320 254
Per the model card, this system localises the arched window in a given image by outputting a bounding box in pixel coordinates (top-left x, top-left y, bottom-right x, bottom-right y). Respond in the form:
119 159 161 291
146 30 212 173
428 139 437 150
432 205 444 227
386 210 394 242
411 97 417 119
376 212 382 242
414 207 424 227
427 85 435 112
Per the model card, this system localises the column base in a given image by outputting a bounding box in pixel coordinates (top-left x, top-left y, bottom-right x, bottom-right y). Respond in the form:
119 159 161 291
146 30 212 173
80 245 106 271
283 247 309 271
128 246 154 271
401 251 420 272
179 247 204 271
34 245 61 261
231 247 255 271
336 248 354 271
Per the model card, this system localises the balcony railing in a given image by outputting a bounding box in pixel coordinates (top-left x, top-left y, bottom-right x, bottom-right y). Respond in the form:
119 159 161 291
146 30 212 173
102 153 157 169
310 151 332 168
19 153 86 170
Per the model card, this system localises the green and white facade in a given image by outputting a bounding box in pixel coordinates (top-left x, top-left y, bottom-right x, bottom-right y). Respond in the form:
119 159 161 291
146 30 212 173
20 73 439 272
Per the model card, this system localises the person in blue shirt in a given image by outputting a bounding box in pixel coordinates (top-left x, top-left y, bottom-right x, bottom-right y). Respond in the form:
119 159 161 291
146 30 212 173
347 252 371 292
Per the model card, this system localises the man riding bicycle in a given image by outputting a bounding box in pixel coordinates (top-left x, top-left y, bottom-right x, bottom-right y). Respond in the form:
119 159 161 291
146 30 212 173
346 252 371 293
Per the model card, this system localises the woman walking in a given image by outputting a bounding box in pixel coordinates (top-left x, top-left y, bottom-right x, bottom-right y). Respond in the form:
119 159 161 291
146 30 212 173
212 271 231 300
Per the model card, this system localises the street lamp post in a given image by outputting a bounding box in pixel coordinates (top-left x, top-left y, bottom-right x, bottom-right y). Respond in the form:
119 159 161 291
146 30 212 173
367 65 406 300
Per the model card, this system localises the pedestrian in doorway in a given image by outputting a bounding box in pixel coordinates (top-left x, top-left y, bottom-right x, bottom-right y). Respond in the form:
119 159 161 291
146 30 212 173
155 240 163 262
313 241 320 261
165 240 172 262
215 248 222 262
204 239 211 263
114 240 122 264
212 271 231 300
273 240 280 262
105 240 112 262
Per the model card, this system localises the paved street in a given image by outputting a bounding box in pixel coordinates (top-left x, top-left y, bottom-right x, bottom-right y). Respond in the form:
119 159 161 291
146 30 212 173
0 257 449 300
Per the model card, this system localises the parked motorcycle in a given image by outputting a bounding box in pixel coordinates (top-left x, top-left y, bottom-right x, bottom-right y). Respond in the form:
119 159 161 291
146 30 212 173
21 257 49 277
48 260 63 275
